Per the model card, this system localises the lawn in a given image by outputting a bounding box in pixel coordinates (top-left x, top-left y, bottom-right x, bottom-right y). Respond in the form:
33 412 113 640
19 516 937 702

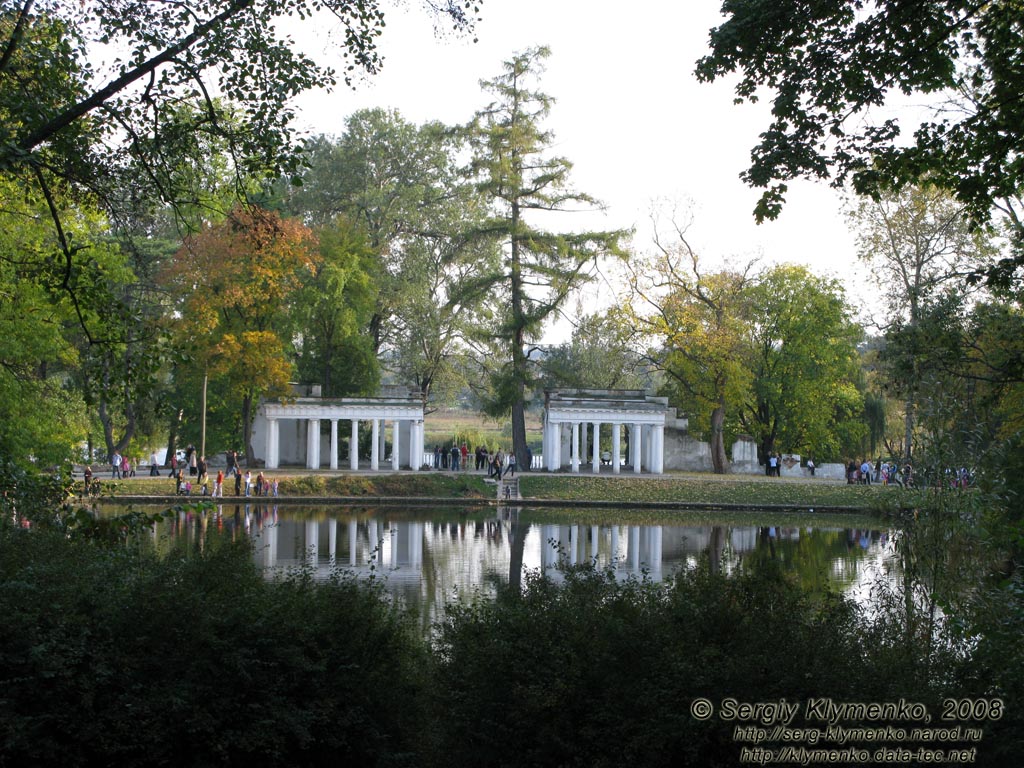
86 468 895 511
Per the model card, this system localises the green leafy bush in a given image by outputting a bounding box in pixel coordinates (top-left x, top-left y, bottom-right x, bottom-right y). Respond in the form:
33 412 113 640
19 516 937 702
431 562 965 768
0 528 429 768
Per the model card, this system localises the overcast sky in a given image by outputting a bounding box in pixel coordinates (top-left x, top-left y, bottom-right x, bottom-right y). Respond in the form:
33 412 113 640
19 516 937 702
285 0 872 336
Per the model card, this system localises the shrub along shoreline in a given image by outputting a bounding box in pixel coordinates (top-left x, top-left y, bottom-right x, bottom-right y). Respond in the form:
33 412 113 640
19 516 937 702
1 521 1019 768
86 470 892 513
2 468 1020 766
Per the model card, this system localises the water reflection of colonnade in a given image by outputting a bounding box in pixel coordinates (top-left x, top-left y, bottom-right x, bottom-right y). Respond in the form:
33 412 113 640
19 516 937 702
153 507 886 626
159 509 857 588
241 514 780 582
536 524 665 581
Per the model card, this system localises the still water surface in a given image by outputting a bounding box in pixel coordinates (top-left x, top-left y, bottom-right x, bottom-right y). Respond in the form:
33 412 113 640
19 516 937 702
129 503 893 631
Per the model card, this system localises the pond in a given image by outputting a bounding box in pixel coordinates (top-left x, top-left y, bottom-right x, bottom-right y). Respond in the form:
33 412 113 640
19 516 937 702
119 502 894 633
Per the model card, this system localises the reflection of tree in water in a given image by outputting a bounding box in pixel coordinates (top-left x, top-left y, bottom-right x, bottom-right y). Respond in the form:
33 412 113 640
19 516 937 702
875 499 992 681
726 526 881 596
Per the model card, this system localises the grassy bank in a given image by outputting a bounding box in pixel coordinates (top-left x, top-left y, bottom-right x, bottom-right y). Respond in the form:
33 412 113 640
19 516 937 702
85 470 893 510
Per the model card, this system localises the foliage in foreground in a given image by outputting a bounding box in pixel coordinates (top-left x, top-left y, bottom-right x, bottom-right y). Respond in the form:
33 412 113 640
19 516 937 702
0 529 428 768
1 510 1021 767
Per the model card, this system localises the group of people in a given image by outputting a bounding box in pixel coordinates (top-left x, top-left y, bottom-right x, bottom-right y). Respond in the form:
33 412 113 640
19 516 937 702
238 470 277 498
174 464 278 498
431 443 523 478
110 452 136 479
846 459 911 486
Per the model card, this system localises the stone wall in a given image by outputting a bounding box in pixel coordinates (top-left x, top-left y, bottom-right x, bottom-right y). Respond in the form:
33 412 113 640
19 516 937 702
664 421 845 478
662 415 715 472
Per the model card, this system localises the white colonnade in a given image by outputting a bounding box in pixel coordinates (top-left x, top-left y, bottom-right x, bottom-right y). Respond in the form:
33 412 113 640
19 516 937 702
541 389 670 475
256 394 425 471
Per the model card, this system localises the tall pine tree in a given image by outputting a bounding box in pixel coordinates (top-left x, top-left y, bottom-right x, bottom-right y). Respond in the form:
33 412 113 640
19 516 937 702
465 46 625 468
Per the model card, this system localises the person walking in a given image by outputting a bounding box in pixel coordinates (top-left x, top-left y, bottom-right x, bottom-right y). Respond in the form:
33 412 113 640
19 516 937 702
505 450 517 478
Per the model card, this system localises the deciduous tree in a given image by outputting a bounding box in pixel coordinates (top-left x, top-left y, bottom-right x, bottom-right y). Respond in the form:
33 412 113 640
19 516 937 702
849 184 994 460
293 216 379 398
741 265 864 463
696 0 1024 281
163 206 318 463
627 208 754 474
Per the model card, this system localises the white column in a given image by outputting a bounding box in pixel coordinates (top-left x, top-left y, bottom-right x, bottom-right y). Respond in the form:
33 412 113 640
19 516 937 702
542 416 550 471
392 420 401 470
408 421 420 471
370 419 380 471
367 519 379 566
649 526 664 580
654 424 665 474
612 422 621 475
328 518 337 564
329 419 339 470
571 422 580 473
591 422 601 474
305 520 318 568
307 419 321 469
349 518 358 567
264 418 273 469
266 418 279 469
547 421 559 471
645 425 653 472
632 423 642 473
350 419 359 470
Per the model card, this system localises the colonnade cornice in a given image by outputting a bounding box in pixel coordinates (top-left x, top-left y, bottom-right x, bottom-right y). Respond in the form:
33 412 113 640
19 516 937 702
262 404 424 421
546 411 667 425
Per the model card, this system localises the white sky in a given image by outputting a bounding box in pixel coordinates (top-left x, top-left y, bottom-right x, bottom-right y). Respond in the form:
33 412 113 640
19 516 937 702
287 0 872 338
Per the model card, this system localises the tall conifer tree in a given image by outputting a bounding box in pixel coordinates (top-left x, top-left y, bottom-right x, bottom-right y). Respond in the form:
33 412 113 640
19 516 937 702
465 46 624 467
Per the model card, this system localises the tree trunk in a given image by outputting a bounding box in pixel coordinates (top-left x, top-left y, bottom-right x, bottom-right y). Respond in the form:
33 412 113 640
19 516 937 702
509 199 531 471
98 397 136 461
165 430 177 468
710 404 728 474
904 396 914 465
508 512 528 591
708 526 725 574
512 398 529 471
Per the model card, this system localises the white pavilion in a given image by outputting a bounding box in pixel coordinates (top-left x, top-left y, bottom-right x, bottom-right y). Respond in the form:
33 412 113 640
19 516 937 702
252 385 425 470
542 389 670 474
